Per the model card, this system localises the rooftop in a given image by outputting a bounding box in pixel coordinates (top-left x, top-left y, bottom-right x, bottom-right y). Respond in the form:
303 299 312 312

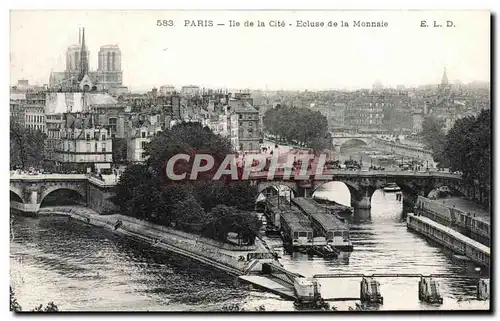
229 100 258 113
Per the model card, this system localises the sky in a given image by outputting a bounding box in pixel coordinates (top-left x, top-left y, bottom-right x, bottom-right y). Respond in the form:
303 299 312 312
10 10 491 91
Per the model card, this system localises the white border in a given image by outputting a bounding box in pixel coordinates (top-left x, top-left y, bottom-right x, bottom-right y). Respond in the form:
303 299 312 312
2 1 498 321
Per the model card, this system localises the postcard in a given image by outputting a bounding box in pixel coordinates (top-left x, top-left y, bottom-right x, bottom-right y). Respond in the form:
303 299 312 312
9 9 491 312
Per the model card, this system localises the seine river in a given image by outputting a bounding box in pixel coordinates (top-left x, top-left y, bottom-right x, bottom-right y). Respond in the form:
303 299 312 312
10 183 490 311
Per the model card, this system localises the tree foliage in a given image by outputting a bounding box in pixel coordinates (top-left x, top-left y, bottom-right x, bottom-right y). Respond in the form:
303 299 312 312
203 205 262 245
144 122 233 180
421 116 447 166
263 105 332 152
10 122 47 169
441 109 491 187
112 122 259 244
112 138 128 163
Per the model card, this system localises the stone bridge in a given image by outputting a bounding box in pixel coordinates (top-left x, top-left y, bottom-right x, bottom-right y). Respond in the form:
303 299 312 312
331 134 373 151
10 171 477 213
10 174 118 214
250 170 471 209
331 133 434 162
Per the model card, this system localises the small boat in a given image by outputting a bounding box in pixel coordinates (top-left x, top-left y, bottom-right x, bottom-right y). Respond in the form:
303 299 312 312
383 183 401 192
310 245 339 259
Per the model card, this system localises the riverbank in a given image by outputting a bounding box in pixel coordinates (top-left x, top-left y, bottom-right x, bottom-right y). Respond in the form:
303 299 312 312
35 206 276 277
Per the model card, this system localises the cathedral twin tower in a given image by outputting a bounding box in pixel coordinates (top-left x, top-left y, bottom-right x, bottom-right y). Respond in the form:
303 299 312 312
66 29 121 74
50 28 123 91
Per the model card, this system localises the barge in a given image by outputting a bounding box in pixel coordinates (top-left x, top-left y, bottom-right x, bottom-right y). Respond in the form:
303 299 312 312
292 197 353 251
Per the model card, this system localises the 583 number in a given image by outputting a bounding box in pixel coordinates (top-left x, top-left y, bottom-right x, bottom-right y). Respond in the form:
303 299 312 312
157 20 174 27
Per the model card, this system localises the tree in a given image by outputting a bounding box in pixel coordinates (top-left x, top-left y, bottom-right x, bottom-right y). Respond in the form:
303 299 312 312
442 109 491 186
263 105 332 152
10 123 47 169
204 205 262 244
171 196 207 233
114 122 261 244
111 164 153 215
421 116 447 166
112 138 128 163
144 122 233 181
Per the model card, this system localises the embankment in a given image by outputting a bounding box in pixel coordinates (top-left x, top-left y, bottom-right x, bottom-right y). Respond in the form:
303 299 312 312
37 207 271 277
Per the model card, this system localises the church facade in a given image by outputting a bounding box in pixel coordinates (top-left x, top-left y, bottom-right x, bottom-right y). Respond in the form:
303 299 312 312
49 28 123 91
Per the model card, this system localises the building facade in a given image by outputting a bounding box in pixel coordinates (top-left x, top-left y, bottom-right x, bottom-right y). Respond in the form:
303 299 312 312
24 92 46 132
228 97 260 152
181 85 200 97
55 112 113 172
125 115 163 163
344 95 385 131
10 98 25 127
412 109 424 134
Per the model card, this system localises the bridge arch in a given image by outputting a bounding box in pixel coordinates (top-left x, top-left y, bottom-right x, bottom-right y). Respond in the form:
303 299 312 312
39 186 86 207
340 138 369 149
10 189 24 203
312 180 361 208
256 181 298 197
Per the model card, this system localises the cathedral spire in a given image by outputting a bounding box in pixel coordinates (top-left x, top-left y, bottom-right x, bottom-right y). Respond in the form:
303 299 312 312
79 28 81 44
81 27 86 49
441 67 449 86
79 27 89 81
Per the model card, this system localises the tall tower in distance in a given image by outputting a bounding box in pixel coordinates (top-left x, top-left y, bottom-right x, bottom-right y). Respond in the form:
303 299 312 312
78 28 90 81
98 45 121 72
438 67 451 98
97 44 122 87
441 67 449 86
66 29 83 72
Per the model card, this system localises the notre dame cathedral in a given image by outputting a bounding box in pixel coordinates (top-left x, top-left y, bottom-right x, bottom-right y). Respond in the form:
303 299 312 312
49 28 123 92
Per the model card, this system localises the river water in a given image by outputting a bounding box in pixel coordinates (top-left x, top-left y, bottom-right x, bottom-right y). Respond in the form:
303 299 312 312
10 182 490 311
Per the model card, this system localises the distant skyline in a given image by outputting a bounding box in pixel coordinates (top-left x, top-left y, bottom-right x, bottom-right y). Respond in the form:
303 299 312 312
10 10 490 91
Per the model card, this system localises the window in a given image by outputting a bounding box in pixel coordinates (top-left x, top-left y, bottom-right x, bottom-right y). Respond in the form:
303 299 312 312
86 134 91 141
101 143 106 152
141 132 146 138
141 152 147 159
141 141 147 149
239 114 242 119
108 118 117 132
101 134 106 141
239 122 243 127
